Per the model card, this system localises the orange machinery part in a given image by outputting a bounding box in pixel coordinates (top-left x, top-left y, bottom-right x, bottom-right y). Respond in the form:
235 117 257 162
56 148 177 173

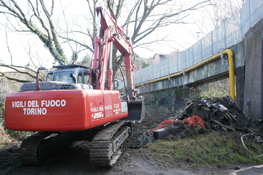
184 115 205 128
5 90 128 131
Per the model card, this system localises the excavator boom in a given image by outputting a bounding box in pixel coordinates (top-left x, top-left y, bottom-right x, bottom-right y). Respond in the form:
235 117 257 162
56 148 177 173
91 7 136 100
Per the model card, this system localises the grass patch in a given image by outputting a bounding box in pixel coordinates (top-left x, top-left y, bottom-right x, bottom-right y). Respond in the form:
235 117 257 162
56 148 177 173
143 131 263 165
7 130 33 140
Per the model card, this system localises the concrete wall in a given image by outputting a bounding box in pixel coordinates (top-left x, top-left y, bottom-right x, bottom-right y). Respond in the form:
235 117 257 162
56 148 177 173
243 19 262 119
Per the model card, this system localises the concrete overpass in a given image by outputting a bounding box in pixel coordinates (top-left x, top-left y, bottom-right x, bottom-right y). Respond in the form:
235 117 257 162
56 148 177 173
118 0 263 120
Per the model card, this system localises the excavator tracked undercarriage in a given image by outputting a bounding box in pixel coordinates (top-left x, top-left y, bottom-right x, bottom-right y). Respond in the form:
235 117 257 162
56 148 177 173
20 122 132 166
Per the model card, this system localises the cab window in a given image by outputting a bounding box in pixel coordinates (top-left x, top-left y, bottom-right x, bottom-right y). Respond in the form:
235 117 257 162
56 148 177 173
84 72 89 84
46 72 53 81
77 71 83 84
54 71 74 83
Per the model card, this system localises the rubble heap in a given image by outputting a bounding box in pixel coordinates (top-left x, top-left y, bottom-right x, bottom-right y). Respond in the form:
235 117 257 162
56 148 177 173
152 96 263 140
174 96 250 132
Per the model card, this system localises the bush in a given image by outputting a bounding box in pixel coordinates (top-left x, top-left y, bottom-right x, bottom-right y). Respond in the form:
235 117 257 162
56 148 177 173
0 102 32 140
0 102 4 119
198 86 228 99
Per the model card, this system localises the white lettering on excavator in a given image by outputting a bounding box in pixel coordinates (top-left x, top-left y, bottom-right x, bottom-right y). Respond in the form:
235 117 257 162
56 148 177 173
113 108 121 114
23 108 47 115
114 104 119 108
90 107 98 112
41 100 66 107
105 105 112 110
11 99 66 115
12 101 26 108
28 100 39 107
92 112 103 119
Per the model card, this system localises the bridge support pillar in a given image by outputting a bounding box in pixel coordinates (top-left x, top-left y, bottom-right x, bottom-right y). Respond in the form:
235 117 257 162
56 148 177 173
243 19 262 120
174 89 186 112
235 67 245 112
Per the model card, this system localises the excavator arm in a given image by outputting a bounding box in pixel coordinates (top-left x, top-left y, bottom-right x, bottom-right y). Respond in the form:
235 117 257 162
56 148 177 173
91 7 135 101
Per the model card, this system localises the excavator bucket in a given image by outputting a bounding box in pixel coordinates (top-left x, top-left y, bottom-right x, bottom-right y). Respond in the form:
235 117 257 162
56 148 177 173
121 99 144 123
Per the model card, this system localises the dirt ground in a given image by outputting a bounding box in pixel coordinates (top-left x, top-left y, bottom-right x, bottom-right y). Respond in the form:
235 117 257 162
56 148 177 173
1 105 262 175
0 137 262 175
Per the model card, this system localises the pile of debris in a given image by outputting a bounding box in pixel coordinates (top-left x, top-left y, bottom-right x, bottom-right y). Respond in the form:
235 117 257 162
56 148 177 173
152 96 262 139
176 96 249 131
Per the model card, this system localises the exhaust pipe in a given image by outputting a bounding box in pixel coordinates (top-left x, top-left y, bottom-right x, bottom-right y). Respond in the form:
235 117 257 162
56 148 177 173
70 73 77 84
36 67 47 91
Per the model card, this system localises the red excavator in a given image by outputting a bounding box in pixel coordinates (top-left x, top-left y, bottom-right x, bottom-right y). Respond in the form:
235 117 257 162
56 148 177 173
4 7 143 167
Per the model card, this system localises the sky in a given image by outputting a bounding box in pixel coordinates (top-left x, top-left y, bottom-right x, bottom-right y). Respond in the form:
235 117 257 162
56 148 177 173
0 0 243 70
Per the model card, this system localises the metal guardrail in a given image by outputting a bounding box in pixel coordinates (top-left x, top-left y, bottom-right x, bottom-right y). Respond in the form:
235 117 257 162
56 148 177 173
118 0 263 89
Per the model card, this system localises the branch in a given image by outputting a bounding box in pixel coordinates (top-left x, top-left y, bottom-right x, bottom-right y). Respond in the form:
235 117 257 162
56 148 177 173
40 0 67 64
28 0 51 42
134 13 190 44
50 0 54 16
0 10 19 18
62 30 91 37
132 0 211 44
0 71 31 83
58 34 94 53
107 0 114 16
121 0 140 34
132 0 143 41
134 35 169 48
86 0 95 20
115 0 124 19
23 40 40 69
0 16 30 32
5 23 13 65
59 0 74 63
137 45 155 52
113 54 124 76
0 63 44 81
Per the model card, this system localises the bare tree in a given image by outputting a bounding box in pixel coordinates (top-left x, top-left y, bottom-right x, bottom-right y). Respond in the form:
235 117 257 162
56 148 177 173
0 0 67 65
202 0 244 29
176 0 244 45
0 0 211 83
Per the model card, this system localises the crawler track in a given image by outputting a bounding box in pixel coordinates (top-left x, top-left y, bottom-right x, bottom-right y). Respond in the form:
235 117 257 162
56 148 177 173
19 122 130 166
20 131 79 165
90 122 130 166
